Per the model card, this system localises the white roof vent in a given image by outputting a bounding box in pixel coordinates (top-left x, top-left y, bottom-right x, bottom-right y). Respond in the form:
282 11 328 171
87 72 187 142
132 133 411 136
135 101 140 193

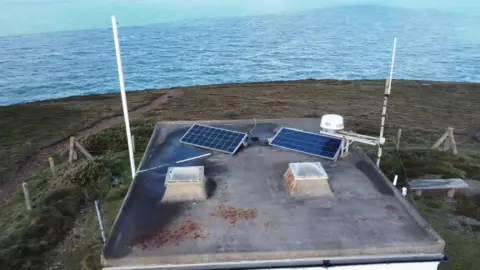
320 114 344 132
162 166 207 202
284 162 332 197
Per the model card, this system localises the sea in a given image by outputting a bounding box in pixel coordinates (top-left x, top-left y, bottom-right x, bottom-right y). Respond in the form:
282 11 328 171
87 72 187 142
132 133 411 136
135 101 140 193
0 3 479 105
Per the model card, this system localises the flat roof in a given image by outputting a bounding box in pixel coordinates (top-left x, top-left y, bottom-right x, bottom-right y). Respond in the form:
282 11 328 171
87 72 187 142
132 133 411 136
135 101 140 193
102 118 445 269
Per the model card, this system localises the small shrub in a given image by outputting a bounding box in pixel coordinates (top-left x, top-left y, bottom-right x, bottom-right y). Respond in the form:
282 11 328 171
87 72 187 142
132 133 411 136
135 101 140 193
82 122 154 156
379 149 406 182
379 148 480 181
63 152 134 199
105 185 129 201
63 160 110 191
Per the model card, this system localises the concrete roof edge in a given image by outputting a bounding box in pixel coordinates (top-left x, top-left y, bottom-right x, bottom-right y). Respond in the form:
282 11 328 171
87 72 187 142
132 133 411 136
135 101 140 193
102 253 445 270
355 148 446 249
104 241 445 268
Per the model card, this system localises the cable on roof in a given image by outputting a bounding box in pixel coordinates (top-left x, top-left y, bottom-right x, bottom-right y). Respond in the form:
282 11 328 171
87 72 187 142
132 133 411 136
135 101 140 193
136 153 212 174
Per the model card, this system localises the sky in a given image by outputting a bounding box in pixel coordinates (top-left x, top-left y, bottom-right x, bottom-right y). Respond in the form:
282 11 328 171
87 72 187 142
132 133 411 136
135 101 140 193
0 0 479 36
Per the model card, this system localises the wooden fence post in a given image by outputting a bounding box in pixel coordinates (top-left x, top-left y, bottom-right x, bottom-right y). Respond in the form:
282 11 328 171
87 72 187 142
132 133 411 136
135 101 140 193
74 141 94 161
432 130 449 149
443 137 450 151
448 127 458 155
396 128 402 150
69 137 76 164
22 182 32 210
48 157 56 180
132 135 135 153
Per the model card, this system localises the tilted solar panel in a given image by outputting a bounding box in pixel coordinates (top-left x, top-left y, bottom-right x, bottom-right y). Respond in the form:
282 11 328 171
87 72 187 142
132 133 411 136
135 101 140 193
180 124 248 154
269 127 343 160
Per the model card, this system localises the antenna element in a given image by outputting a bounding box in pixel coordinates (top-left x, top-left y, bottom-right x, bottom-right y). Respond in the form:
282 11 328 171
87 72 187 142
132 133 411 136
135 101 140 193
376 37 397 167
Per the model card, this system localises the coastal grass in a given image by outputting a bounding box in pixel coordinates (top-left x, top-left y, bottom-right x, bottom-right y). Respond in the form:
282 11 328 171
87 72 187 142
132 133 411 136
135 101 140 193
379 147 480 183
0 79 479 269
415 198 480 270
0 121 154 270
0 89 165 184
0 178 86 270
146 79 480 133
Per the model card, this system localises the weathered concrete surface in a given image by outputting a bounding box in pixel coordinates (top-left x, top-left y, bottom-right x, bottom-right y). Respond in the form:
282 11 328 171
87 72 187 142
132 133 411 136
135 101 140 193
102 118 444 269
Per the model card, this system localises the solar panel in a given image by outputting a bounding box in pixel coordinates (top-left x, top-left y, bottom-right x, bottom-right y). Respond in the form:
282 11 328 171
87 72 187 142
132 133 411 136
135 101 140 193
269 128 343 160
180 124 248 154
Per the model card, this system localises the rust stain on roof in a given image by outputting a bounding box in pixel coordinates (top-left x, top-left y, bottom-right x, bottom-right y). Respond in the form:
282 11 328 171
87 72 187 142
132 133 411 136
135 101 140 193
135 220 208 250
210 205 258 226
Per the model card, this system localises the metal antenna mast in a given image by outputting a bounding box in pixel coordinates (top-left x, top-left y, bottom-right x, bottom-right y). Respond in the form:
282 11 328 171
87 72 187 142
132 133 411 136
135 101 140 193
377 37 397 167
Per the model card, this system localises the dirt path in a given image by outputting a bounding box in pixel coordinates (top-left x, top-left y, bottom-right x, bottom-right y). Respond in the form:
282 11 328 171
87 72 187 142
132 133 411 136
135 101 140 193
0 89 182 204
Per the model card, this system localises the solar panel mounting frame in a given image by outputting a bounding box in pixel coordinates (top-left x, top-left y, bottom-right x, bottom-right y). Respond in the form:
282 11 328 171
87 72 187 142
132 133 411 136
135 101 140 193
179 123 248 155
269 127 343 161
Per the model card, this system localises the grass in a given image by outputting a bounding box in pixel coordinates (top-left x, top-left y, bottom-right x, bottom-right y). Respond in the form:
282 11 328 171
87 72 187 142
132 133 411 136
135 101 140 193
0 89 165 183
48 122 154 270
0 185 86 270
0 79 479 269
56 199 124 270
146 80 480 132
0 121 154 270
415 197 480 270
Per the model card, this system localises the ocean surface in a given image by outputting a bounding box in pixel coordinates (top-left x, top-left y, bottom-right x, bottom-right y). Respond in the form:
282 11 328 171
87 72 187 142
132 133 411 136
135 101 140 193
0 5 479 105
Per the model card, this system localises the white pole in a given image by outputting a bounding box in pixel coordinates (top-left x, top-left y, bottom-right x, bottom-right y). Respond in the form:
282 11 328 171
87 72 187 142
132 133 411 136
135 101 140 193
393 175 398 186
402 187 407 196
95 200 107 244
376 37 397 167
111 16 136 179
